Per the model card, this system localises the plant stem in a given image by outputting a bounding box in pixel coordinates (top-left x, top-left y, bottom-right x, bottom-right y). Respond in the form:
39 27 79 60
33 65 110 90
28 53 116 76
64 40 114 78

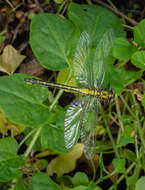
95 170 117 185
105 119 120 158
102 105 120 158
24 126 42 159
115 95 124 132
122 24 134 31
90 159 96 181
18 128 37 149
108 162 136 190
120 94 136 118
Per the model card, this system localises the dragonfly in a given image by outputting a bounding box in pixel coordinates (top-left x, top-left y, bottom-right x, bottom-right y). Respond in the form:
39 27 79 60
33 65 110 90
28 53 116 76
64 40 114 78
24 30 114 159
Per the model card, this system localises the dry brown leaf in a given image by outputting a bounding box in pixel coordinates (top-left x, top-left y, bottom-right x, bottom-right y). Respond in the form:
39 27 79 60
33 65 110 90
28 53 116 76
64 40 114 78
0 45 26 74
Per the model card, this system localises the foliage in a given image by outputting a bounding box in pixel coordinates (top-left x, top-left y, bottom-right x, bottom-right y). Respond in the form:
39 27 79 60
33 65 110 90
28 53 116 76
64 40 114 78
0 1 145 190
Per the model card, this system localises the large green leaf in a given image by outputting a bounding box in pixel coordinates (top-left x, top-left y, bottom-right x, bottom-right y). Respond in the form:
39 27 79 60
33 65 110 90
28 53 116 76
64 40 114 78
134 19 145 48
41 108 68 153
0 151 24 182
0 74 50 127
0 137 23 182
112 37 137 61
110 66 143 93
32 172 61 190
131 51 145 69
68 2 125 46
30 13 80 71
0 137 18 154
135 176 145 190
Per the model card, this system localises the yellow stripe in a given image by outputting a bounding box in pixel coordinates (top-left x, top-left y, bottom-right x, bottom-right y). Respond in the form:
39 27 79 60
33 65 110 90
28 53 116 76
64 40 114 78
79 89 101 96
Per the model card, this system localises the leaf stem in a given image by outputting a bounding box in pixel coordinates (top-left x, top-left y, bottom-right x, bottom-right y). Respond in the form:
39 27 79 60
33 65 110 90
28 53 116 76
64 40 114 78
95 170 117 185
101 104 120 158
120 94 136 118
24 126 42 159
115 95 124 132
122 24 134 31
18 128 37 149
90 159 96 181
108 162 136 190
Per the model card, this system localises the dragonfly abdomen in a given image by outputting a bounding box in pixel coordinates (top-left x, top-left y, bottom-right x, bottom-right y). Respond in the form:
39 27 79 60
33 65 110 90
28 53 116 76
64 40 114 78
24 78 114 100
24 78 82 93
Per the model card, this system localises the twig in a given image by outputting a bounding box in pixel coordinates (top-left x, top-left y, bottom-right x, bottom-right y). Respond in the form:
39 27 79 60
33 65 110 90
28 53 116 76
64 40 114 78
93 0 138 26
5 0 14 8
106 0 117 11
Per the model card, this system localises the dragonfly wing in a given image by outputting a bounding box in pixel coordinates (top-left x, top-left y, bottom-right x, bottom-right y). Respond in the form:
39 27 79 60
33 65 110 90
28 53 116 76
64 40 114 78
93 29 115 89
64 98 83 149
81 97 99 159
73 29 115 89
73 31 91 87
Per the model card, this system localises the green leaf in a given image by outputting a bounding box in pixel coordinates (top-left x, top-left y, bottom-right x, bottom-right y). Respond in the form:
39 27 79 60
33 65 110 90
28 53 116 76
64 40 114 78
41 122 67 153
0 34 5 43
135 176 145 190
117 117 135 147
41 106 68 153
30 13 80 71
109 66 124 93
15 182 31 190
131 51 145 69
71 172 89 187
112 37 137 61
0 74 50 127
123 149 136 163
134 19 145 48
68 2 125 45
57 67 76 89
117 136 134 147
32 172 61 190
0 151 24 182
127 175 137 188
0 137 24 182
0 137 18 154
110 66 143 93
112 158 126 173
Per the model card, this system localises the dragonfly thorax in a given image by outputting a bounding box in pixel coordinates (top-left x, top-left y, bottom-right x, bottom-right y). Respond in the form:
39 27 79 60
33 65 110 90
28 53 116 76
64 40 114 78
78 88 114 100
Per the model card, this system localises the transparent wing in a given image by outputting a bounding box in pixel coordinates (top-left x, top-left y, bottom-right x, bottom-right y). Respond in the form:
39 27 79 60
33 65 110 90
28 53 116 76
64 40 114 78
64 96 93 151
64 99 83 149
73 29 115 89
73 31 92 88
93 29 115 89
64 96 99 159
81 97 99 160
